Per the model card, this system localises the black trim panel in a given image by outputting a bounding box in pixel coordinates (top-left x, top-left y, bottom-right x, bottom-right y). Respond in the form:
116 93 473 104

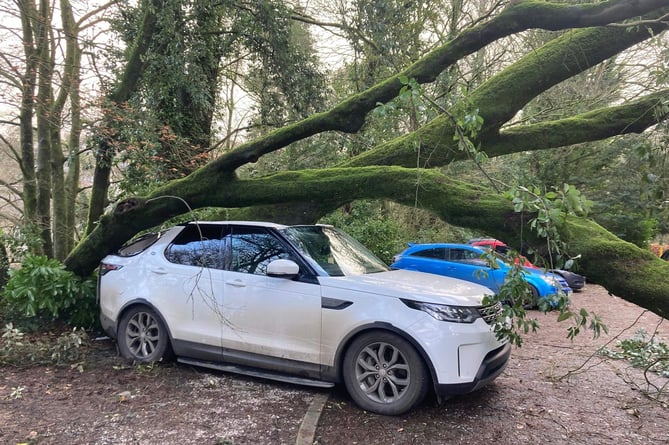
321 297 353 310
177 357 335 388
172 339 330 382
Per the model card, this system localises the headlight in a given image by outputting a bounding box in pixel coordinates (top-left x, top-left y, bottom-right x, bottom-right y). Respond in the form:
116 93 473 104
402 300 481 323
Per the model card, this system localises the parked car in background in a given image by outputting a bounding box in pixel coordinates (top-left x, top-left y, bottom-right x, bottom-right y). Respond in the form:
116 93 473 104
98 221 510 416
468 238 586 292
390 243 572 306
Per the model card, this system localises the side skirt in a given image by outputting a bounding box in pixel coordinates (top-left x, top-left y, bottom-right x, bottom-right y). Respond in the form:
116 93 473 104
177 357 335 389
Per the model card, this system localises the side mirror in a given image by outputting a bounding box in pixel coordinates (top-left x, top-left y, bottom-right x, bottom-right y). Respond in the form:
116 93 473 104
266 259 300 278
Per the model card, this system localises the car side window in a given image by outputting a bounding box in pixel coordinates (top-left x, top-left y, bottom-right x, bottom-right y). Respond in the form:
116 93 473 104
117 232 161 257
164 224 226 269
227 227 292 275
410 247 446 260
448 248 482 264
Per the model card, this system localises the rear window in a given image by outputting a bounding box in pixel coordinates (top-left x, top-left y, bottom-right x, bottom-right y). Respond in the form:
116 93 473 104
410 248 446 260
117 232 161 257
164 224 227 269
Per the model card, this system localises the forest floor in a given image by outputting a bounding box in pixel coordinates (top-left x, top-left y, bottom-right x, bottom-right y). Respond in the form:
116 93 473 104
1 284 669 445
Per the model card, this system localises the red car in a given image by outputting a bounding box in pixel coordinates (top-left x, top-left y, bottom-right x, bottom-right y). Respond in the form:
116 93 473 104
468 239 536 268
467 238 585 291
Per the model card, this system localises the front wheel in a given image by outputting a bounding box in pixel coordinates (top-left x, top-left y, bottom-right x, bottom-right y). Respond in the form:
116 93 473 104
117 306 172 363
342 331 429 415
523 285 539 309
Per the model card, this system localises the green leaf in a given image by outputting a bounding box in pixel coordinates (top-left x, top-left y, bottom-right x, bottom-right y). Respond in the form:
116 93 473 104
557 311 572 322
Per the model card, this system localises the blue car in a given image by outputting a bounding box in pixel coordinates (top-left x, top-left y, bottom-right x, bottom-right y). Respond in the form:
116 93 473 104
390 243 571 306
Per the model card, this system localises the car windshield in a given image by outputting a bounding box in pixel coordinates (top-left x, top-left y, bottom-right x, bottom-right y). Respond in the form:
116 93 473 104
281 225 389 276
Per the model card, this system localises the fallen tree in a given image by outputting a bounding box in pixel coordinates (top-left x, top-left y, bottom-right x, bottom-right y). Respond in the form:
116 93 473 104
65 0 669 317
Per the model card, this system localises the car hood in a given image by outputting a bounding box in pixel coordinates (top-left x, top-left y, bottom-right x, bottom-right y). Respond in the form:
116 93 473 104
317 269 494 306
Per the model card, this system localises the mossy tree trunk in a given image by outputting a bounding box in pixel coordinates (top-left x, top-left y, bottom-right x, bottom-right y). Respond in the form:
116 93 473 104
66 0 669 318
84 0 162 236
65 167 669 317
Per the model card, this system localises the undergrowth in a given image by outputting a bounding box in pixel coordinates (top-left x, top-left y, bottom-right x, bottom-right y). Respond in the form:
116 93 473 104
0 323 89 370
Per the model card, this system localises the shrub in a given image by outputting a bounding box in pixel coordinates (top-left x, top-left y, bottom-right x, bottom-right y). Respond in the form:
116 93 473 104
2 255 97 329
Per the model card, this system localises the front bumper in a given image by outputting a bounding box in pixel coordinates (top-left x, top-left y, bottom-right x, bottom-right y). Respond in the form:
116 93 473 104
435 342 511 396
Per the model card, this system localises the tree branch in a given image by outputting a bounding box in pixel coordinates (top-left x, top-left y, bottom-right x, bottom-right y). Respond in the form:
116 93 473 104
205 0 669 173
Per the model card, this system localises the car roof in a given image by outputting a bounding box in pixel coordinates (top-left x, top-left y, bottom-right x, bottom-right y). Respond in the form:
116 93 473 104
407 242 483 250
468 238 507 246
184 221 290 229
184 221 339 230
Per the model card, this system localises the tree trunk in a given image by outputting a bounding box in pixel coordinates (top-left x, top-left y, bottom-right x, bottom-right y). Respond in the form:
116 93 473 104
54 0 82 258
18 0 39 229
34 0 55 257
84 0 162 235
64 166 669 317
62 0 83 254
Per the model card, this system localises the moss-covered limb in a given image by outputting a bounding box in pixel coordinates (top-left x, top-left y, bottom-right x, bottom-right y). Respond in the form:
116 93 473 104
204 1 668 174
65 166 669 319
345 88 669 169
488 90 669 155
561 218 669 318
66 174 218 276
171 169 669 318
65 166 516 276
345 19 669 169
223 168 516 232
471 20 669 136
216 203 329 226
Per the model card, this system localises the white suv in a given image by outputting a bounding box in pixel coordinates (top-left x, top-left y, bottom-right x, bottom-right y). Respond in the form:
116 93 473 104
98 221 510 415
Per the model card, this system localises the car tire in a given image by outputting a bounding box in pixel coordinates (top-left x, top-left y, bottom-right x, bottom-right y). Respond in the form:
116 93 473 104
117 306 172 363
342 331 429 416
522 285 539 309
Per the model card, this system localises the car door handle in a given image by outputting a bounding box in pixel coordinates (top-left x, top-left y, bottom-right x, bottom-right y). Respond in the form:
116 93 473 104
225 279 246 288
151 267 168 275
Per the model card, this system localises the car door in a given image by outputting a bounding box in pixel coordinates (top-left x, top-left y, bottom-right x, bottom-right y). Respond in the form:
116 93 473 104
219 225 323 365
402 247 448 274
151 223 229 348
444 247 501 290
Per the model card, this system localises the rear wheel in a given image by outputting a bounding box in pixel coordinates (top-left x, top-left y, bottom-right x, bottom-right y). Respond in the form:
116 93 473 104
117 306 171 363
342 331 429 415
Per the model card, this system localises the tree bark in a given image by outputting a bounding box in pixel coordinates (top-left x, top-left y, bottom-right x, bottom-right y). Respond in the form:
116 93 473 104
51 0 82 259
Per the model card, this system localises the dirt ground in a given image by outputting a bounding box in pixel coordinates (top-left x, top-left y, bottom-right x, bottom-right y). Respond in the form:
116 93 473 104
1 285 669 445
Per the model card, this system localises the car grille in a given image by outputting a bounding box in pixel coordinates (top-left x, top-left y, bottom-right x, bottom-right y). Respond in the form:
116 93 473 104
556 277 570 291
478 301 503 325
